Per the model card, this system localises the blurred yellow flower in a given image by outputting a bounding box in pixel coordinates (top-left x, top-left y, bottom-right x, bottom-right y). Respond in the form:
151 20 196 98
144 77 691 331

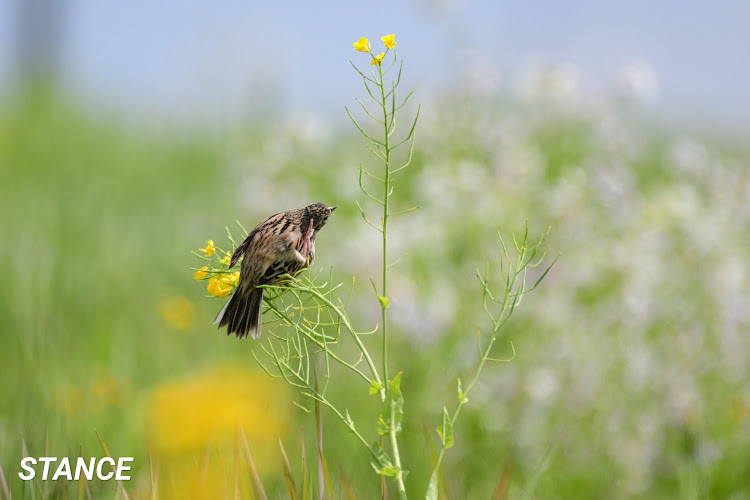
353 37 370 52
159 295 196 330
207 276 231 297
371 52 385 66
221 254 231 265
193 266 209 280
199 240 215 256
145 366 292 497
382 33 396 49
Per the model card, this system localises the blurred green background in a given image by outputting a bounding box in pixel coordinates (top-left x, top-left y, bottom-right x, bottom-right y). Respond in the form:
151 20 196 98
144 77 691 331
1 2 750 499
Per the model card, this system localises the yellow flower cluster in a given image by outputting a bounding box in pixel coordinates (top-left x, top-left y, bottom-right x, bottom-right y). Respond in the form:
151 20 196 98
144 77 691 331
207 275 232 297
194 241 241 298
353 33 397 66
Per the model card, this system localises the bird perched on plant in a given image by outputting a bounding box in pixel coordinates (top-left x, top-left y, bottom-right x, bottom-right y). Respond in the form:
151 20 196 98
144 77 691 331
214 203 336 339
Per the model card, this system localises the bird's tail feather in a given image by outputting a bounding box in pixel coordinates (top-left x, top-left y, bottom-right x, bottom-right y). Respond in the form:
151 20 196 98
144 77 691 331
214 288 263 339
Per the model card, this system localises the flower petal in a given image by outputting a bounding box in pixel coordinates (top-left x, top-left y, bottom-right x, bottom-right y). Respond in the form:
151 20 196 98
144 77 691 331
194 266 209 280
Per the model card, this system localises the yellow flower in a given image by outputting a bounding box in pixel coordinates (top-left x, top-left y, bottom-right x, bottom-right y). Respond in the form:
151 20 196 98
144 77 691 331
371 52 385 66
207 276 231 297
199 240 215 256
221 255 231 265
353 37 370 52
222 272 240 286
194 266 209 280
382 33 396 49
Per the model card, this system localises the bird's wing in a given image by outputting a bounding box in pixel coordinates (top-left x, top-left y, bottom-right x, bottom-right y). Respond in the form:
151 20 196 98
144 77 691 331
230 212 290 268
230 229 256 268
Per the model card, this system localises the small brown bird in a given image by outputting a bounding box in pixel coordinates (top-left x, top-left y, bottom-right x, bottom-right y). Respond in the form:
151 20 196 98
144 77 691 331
214 203 336 339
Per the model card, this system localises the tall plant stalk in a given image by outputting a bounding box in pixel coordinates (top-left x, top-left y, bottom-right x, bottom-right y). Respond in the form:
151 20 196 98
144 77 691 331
347 35 420 498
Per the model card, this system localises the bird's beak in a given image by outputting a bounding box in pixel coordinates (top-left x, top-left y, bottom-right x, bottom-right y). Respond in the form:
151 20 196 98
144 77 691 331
328 206 337 212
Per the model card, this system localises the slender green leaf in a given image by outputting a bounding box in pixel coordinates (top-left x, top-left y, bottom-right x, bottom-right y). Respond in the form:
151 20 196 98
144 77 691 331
369 443 394 475
379 372 404 437
437 407 454 448
318 446 334 500
279 439 300 500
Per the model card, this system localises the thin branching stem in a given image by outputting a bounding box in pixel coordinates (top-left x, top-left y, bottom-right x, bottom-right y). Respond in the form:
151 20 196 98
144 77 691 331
427 227 556 496
263 301 370 383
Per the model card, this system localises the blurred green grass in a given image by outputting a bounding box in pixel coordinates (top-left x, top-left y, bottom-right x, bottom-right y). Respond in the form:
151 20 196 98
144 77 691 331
1 84 749 499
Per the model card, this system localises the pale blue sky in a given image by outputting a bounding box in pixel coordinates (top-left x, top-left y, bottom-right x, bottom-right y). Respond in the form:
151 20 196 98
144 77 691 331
1 1 747 130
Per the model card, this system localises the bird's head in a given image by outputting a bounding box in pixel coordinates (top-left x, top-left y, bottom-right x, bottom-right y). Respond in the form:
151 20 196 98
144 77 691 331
305 203 336 231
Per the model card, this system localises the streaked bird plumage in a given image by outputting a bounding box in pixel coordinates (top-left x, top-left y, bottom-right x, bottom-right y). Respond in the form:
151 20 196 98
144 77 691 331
214 203 336 339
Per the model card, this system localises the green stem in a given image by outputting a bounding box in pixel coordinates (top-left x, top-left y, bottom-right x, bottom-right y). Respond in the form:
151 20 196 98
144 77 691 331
377 57 407 500
281 360 373 454
429 246 529 489
379 63 391 388
430 336 495 475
